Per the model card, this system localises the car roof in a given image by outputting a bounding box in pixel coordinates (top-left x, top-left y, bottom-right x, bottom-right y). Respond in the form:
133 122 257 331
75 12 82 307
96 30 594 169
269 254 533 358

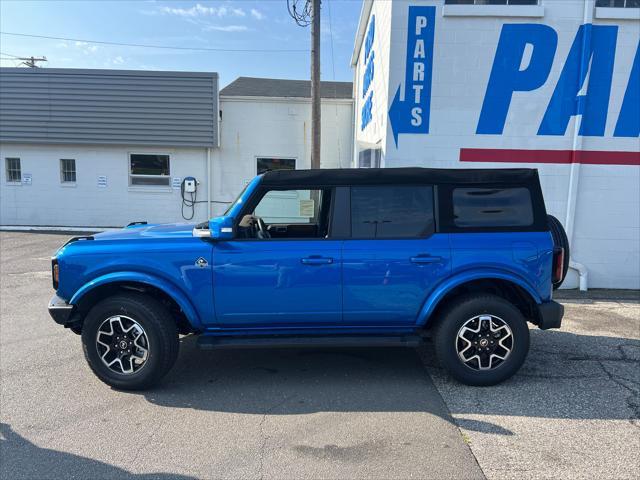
260 167 540 187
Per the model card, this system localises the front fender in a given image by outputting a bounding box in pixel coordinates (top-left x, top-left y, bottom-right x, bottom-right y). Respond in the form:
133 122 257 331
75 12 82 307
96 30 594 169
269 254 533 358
417 268 542 327
69 271 202 329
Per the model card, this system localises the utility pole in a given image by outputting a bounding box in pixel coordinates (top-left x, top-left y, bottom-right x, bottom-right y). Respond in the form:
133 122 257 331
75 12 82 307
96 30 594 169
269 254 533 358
287 0 321 169
310 0 321 169
18 56 47 68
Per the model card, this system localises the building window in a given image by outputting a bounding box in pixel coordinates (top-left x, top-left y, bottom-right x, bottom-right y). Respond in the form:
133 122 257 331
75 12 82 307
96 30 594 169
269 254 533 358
129 154 170 186
256 158 296 175
358 148 381 168
5 158 21 183
596 0 640 7
60 159 76 183
351 185 435 239
452 187 533 228
444 0 538 4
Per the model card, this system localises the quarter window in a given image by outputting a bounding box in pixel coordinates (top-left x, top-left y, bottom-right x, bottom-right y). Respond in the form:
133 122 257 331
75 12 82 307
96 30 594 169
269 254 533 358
60 159 76 183
351 185 435 238
453 187 533 228
129 154 170 186
257 158 296 175
5 157 21 183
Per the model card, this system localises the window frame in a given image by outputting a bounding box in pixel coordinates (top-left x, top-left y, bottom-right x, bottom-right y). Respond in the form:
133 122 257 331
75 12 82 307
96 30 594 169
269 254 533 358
5 157 21 184
438 183 548 233
348 184 437 240
256 157 296 175
128 152 171 187
233 184 337 241
595 0 639 7
60 158 77 184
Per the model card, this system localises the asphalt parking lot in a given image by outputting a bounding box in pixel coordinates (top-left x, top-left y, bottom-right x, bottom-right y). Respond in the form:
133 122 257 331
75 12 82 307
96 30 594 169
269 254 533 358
1 231 639 479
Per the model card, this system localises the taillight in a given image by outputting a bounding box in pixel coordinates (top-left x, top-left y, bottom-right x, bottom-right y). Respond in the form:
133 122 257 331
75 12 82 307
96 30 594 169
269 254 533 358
552 247 564 284
52 260 59 290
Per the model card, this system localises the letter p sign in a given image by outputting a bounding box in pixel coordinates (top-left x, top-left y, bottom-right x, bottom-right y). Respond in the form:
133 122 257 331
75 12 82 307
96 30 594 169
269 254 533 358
477 24 558 135
416 16 428 35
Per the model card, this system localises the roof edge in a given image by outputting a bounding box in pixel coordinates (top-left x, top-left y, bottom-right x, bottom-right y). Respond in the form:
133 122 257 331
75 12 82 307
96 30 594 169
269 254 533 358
0 67 218 78
351 0 374 67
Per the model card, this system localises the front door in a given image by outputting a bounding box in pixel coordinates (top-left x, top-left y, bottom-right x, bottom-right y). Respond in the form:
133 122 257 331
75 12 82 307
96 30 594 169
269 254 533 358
213 187 342 327
342 185 451 325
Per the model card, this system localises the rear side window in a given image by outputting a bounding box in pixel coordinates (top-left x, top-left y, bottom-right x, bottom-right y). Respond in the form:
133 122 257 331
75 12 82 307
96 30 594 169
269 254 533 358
351 185 435 238
453 187 533 228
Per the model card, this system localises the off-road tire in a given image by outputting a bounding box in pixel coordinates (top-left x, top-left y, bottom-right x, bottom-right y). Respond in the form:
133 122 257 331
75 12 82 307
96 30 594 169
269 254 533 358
81 293 179 390
547 214 570 289
433 294 530 386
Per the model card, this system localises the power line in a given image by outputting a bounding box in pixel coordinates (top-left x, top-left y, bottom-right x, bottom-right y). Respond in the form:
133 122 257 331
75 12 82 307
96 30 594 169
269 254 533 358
0 31 309 53
327 0 336 81
0 51 22 58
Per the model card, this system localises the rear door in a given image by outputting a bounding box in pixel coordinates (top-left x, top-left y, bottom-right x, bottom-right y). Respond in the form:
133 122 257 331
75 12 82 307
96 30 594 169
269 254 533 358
342 185 451 325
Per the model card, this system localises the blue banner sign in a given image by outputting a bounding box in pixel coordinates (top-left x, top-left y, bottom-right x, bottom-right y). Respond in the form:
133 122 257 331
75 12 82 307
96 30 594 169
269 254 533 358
388 6 435 147
361 15 376 130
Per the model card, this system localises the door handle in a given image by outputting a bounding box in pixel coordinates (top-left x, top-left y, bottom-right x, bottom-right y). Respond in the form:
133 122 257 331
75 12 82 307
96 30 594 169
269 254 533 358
301 256 333 265
410 255 443 264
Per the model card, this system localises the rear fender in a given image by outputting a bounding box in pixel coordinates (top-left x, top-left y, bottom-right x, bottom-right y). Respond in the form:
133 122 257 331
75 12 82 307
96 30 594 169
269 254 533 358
69 271 202 329
417 269 542 327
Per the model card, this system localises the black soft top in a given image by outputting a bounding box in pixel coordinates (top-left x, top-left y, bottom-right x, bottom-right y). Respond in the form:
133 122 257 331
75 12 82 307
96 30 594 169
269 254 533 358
260 167 540 187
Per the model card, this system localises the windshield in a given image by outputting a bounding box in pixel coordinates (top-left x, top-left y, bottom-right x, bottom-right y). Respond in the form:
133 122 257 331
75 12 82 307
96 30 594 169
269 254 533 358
223 183 250 216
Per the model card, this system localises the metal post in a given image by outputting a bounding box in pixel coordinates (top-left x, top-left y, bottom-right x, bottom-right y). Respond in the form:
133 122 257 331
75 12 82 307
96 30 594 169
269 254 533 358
310 0 321 169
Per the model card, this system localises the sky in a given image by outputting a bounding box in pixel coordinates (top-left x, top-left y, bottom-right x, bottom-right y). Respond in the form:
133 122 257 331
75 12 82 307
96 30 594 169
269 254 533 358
0 0 363 87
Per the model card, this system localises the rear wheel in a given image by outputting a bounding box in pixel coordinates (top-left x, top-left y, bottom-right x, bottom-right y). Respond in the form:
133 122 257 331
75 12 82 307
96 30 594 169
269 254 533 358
81 293 179 390
433 295 530 386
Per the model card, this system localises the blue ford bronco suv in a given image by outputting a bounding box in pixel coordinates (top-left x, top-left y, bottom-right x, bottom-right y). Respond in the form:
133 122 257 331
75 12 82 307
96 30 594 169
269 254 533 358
49 168 567 390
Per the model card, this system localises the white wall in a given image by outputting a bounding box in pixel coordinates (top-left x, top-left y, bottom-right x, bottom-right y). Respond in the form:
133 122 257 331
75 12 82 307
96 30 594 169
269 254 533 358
354 0 640 289
0 144 210 227
211 96 354 215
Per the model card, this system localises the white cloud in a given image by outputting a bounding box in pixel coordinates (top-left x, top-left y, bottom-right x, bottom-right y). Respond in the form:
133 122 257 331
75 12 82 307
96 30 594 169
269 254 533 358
250 9 264 20
74 41 98 55
161 3 245 18
112 56 125 65
204 24 248 32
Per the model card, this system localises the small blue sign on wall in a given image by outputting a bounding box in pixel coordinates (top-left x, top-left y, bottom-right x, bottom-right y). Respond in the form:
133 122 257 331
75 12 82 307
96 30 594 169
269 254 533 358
361 15 376 131
389 6 436 147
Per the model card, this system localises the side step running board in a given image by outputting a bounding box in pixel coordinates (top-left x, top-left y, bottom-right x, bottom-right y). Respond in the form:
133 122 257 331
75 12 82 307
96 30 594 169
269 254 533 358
197 335 424 350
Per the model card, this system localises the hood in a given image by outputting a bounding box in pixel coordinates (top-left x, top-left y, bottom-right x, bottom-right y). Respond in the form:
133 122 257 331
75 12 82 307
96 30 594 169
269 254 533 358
92 223 196 241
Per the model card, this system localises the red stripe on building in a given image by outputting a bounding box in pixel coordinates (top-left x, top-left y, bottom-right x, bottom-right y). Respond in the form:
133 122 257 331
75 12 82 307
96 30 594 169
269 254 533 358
460 148 640 166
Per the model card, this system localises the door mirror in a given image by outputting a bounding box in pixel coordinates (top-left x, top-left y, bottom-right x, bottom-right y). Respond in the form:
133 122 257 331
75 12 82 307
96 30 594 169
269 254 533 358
209 216 234 240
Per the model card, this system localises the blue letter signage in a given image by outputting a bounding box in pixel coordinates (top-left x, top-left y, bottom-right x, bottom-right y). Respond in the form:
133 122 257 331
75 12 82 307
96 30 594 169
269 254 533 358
388 6 435 147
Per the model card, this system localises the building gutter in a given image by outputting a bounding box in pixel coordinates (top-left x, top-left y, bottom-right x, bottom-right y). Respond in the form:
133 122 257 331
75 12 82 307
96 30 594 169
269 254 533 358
206 147 212 218
564 0 593 292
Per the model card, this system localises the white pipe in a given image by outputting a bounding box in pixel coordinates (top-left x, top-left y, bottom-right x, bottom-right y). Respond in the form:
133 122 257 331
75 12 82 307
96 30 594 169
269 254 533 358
570 260 589 292
563 0 592 292
206 147 212 219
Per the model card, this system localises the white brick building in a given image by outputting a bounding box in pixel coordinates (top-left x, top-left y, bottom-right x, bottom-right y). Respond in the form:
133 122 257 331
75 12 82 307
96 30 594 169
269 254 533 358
352 0 639 289
0 71 353 226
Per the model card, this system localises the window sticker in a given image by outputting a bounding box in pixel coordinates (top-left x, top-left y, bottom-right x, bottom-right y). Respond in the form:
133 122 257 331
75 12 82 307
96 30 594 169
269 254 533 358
299 199 315 218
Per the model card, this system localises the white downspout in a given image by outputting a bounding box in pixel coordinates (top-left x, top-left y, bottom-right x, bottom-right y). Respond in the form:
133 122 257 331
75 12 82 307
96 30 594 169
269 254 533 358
206 147 212 219
564 0 592 292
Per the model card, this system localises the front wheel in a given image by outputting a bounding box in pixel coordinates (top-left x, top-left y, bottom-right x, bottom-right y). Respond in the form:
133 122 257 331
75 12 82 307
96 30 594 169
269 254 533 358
433 295 530 386
81 293 179 390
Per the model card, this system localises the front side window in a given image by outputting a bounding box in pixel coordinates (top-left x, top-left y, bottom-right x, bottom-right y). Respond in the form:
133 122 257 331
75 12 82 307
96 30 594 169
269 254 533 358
255 189 324 225
445 0 538 4
453 187 533 228
129 154 170 186
60 159 76 183
257 157 296 175
351 185 435 239
5 158 21 183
